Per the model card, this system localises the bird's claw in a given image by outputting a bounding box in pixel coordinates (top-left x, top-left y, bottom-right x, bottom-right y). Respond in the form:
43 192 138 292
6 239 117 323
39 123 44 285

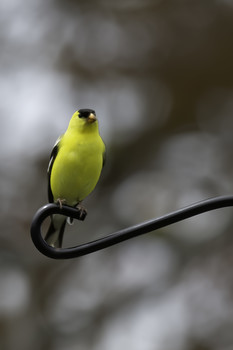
76 205 87 221
56 198 67 209
56 199 87 220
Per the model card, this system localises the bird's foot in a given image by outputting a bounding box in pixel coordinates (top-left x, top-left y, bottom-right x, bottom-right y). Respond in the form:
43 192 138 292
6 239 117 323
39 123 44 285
56 198 67 209
76 204 87 221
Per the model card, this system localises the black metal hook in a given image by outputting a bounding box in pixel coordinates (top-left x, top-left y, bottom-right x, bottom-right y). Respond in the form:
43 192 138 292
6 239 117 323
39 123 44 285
30 195 233 259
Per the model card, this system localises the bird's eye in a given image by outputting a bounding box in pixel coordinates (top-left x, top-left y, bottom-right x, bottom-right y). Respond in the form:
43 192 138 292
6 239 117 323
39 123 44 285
78 109 96 119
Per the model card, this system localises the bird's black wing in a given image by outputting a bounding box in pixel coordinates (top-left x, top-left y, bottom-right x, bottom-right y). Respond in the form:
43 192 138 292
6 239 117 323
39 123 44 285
47 135 62 203
102 147 106 168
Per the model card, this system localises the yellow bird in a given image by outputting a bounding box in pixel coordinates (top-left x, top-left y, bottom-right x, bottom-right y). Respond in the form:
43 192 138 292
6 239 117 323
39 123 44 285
45 109 106 248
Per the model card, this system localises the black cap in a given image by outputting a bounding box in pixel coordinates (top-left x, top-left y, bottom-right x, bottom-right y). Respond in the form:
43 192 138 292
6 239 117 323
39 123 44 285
78 109 96 118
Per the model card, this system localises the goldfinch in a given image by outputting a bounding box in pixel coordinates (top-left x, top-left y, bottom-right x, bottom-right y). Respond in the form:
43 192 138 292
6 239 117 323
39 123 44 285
45 109 106 248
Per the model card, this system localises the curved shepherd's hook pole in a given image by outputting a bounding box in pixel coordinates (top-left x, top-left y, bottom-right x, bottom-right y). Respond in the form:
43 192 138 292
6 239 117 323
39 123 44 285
30 195 233 259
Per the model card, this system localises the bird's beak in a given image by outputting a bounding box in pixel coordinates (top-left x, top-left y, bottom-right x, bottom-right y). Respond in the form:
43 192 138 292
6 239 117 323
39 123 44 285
87 113 97 123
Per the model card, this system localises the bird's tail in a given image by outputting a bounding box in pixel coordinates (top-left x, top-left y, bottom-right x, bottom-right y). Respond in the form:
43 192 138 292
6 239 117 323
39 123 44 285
45 214 67 248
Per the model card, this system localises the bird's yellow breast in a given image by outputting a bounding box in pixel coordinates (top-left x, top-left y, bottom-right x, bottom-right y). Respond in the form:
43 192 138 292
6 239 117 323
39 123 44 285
50 130 105 205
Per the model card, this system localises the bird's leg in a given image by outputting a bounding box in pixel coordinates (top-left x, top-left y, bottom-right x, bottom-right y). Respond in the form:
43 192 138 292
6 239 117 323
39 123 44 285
66 202 87 224
56 198 67 209
56 198 75 225
75 202 87 221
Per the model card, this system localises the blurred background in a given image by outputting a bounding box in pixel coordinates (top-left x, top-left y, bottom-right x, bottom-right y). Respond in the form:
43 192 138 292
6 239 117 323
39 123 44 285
1 0 233 349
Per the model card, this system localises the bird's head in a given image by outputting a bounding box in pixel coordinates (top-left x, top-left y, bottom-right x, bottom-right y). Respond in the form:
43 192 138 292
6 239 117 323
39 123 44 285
78 109 97 123
69 109 98 132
